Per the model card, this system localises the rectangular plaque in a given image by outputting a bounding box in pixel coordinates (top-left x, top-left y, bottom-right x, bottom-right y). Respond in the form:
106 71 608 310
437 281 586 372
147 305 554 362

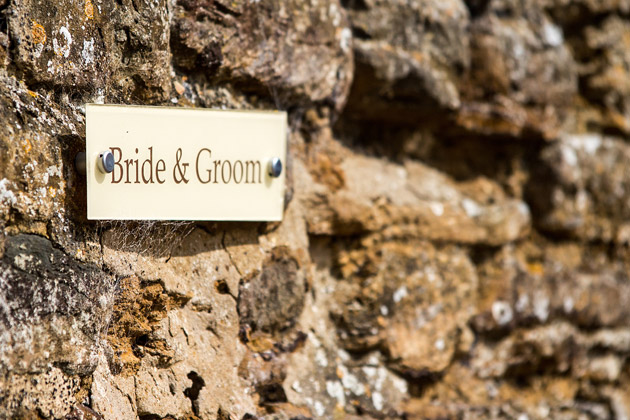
86 104 287 221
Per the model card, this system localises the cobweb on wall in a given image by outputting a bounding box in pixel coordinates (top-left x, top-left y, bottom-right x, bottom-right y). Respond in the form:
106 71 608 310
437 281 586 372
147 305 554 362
97 220 195 258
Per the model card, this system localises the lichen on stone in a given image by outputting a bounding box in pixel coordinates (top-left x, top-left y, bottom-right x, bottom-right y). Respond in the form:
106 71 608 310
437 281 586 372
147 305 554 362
1 0 630 418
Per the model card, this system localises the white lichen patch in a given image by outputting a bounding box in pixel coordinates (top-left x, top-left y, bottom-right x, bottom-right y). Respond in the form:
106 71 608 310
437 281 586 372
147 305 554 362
533 292 550 322
326 380 346 405
393 286 408 303
47 165 61 178
362 366 377 378
13 254 34 271
462 198 482 218
339 27 352 53
559 144 578 167
515 294 529 312
53 26 72 58
435 338 446 351
0 179 17 206
517 202 531 217
33 42 45 59
315 348 328 368
563 297 574 313
492 301 513 326
543 22 563 47
429 201 444 217
82 38 95 65
565 133 602 156
291 380 303 393
328 3 341 26
313 400 325 417
372 391 384 411
339 365 364 396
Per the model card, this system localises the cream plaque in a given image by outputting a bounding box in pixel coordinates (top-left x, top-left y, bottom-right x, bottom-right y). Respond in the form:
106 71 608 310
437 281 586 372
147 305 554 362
86 104 287 221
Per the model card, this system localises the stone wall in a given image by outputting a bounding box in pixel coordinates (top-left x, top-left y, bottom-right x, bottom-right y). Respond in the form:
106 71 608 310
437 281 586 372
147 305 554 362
1 0 630 419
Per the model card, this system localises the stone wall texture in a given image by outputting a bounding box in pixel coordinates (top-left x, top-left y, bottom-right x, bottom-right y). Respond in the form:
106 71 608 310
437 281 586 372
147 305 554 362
1 0 630 419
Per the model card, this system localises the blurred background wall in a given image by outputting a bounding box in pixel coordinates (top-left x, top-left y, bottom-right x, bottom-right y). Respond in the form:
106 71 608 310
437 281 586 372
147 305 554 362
1 0 630 418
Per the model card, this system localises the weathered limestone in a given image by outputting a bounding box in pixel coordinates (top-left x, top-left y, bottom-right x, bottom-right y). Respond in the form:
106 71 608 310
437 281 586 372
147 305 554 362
342 0 470 123
529 134 630 243
1 0 629 418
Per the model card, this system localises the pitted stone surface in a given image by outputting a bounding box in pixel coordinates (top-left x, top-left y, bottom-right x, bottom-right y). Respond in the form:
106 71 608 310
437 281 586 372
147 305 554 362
1 0 630 418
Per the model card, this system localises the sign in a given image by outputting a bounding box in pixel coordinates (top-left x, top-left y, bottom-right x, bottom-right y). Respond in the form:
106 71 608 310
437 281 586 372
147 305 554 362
86 104 287 221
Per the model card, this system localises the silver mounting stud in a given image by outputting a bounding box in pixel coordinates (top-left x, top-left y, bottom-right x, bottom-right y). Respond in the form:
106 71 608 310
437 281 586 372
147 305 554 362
268 157 282 178
97 150 115 174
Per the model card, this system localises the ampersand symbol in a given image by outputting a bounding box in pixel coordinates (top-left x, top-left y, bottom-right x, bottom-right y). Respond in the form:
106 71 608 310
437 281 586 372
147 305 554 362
173 148 189 184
